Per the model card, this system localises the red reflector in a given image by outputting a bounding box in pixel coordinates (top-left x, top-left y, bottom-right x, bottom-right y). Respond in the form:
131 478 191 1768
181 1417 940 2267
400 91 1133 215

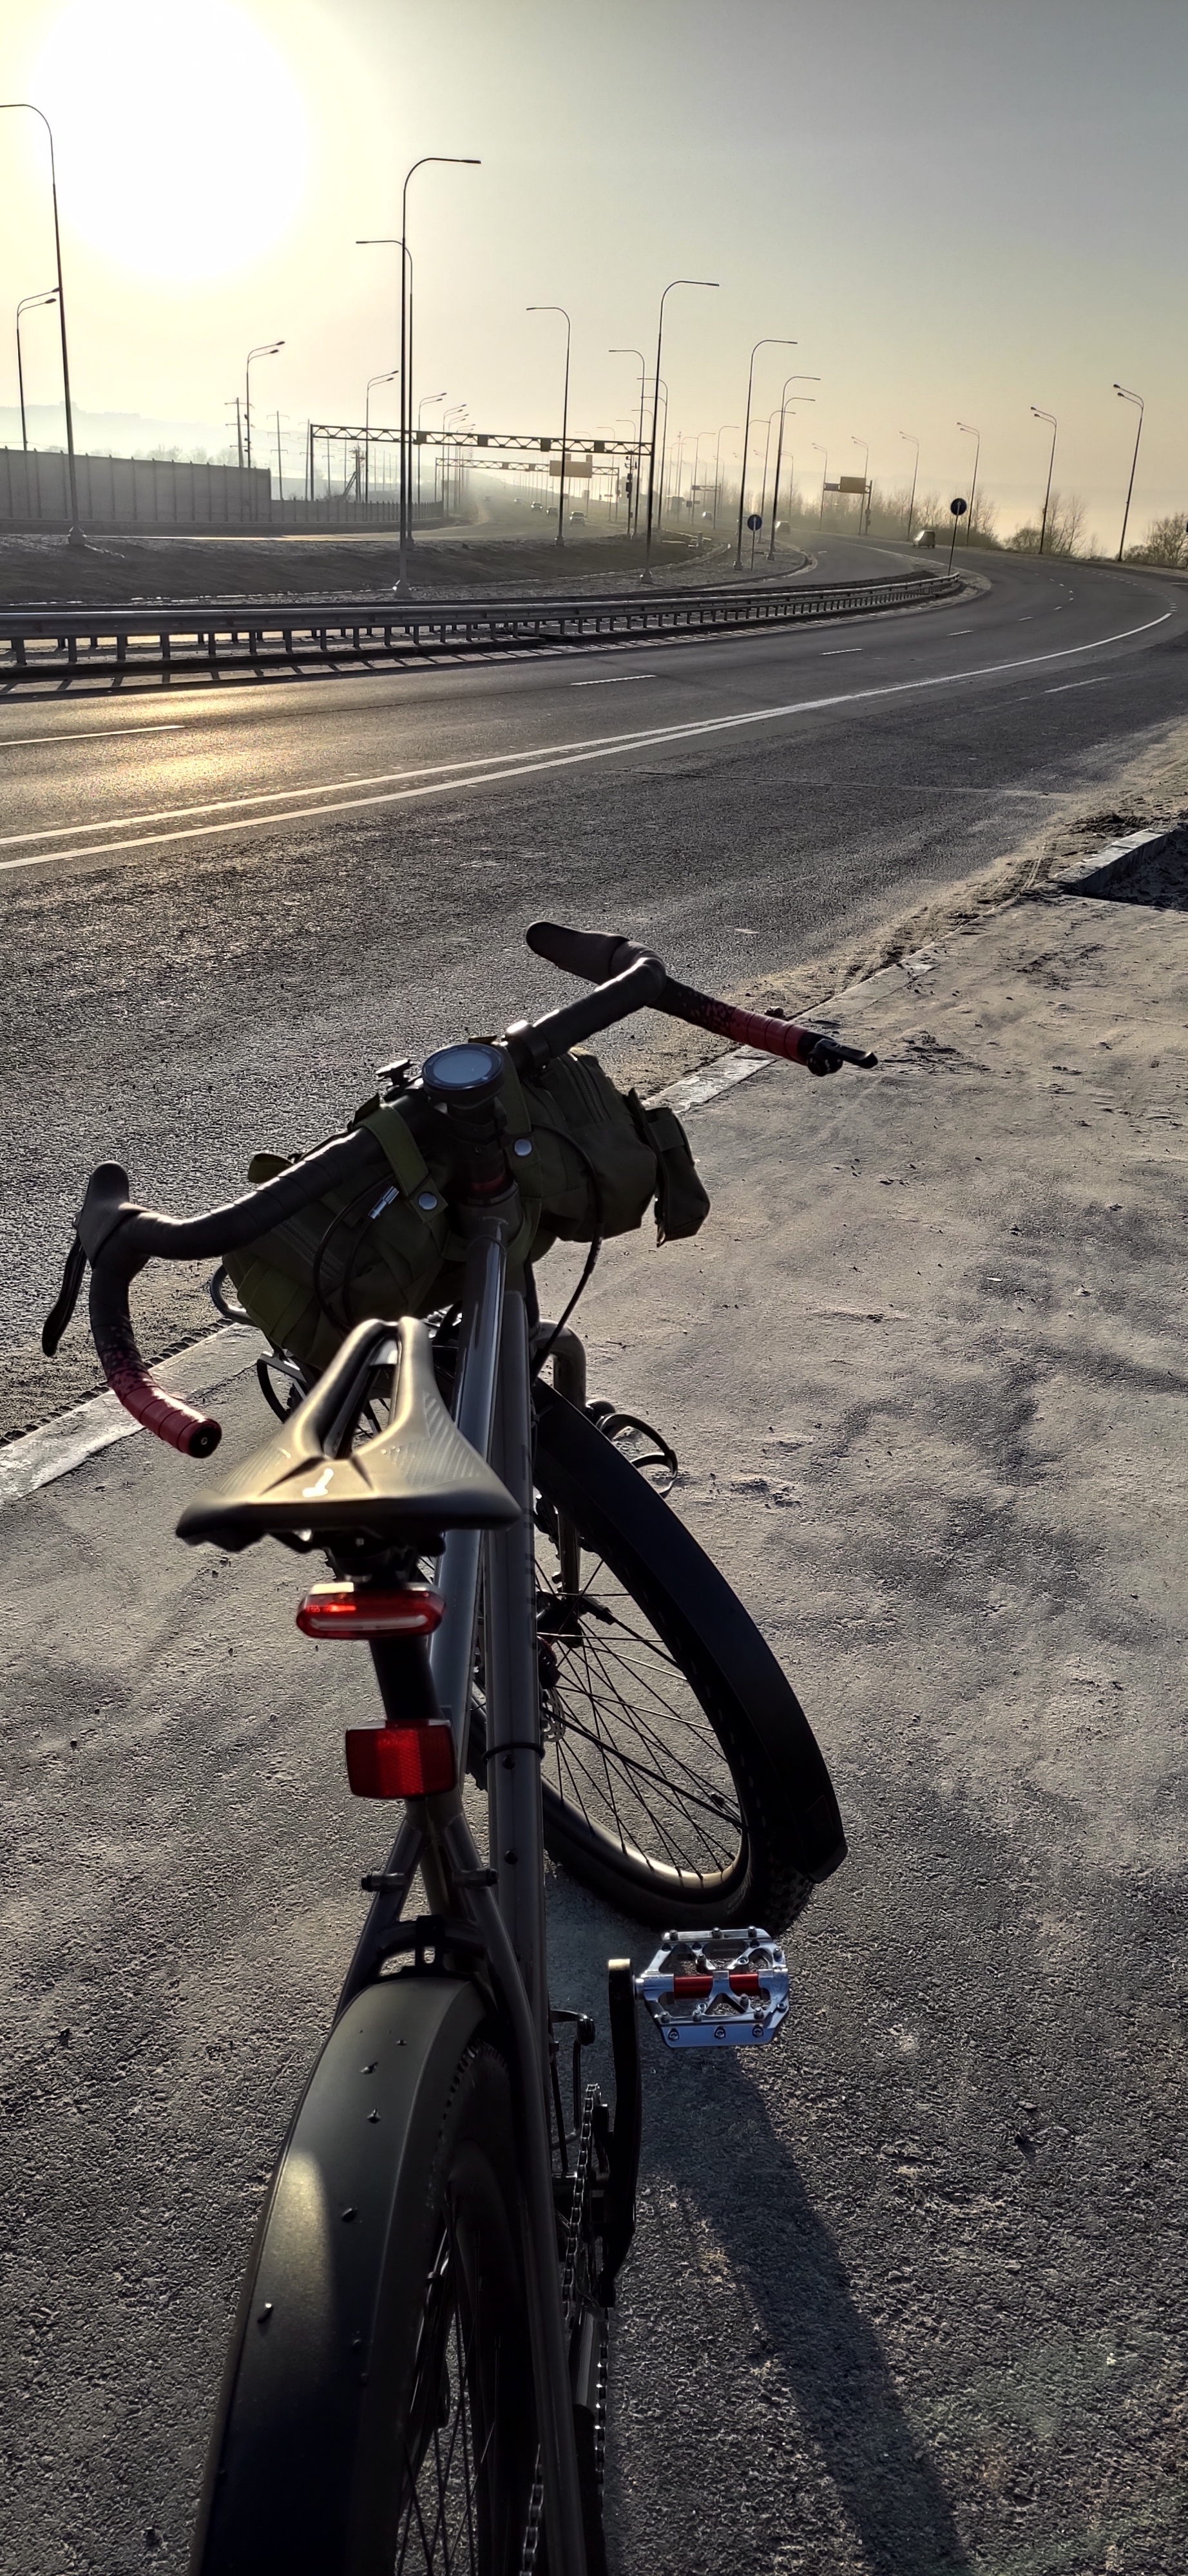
344 1723 457 1799
297 1583 445 1640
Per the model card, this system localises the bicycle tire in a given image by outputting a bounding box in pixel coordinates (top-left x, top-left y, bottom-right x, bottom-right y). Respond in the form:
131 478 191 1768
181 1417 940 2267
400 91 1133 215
519 1385 847 1933
192 1975 537 2575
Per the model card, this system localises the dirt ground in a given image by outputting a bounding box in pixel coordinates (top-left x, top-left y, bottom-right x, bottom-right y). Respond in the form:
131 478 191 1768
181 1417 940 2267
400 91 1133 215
0 525 789 609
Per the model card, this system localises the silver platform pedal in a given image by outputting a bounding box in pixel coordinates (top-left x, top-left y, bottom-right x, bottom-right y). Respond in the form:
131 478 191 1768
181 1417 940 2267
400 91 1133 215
634 1927 790 2049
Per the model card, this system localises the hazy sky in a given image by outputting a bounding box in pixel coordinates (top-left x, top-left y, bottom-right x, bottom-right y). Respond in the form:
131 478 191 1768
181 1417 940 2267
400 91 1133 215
1 0 1184 545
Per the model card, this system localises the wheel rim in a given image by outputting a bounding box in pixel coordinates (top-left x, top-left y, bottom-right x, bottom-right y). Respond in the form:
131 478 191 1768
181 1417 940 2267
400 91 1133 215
396 2179 527 2574
532 1528 747 1897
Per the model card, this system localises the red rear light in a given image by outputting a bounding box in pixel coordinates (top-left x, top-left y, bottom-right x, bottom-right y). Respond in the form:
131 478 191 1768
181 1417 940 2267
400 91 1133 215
344 1723 457 1799
297 1582 445 1640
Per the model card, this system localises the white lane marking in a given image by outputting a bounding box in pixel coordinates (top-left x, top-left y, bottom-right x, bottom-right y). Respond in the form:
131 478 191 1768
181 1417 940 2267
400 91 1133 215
0 607 1171 877
1 1051 767 1504
823 648 861 656
570 674 658 687
0 606 1167 857
1046 676 1112 695
0 724 183 749
0 1325 262 1509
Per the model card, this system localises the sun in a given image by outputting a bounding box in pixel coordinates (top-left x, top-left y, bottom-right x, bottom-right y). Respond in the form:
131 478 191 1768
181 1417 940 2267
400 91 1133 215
32 0 309 283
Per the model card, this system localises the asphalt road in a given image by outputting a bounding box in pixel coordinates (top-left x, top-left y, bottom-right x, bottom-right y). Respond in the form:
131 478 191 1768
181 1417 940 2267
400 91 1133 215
3 538 1187 2574
3 533 1187 1378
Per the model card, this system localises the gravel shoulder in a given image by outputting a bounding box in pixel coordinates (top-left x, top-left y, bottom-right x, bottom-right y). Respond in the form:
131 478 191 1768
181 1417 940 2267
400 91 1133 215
3 818 1187 2570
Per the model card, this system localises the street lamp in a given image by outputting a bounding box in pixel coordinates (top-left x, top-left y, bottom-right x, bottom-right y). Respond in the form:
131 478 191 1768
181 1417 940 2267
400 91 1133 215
15 289 57 451
1113 383 1144 561
689 427 715 522
712 424 738 533
390 156 479 593
812 441 829 529
957 420 980 544
245 341 283 470
769 375 818 558
365 369 399 500
899 431 919 540
644 279 718 582
735 337 796 571
417 390 446 513
850 435 868 535
610 348 647 537
528 305 571 548
0 103 82 542
443 400 469 518
1030 407 1057 554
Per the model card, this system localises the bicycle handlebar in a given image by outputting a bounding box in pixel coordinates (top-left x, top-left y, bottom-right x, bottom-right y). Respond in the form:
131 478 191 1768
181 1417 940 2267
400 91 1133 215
525 920 877 1074
46 922 874 1457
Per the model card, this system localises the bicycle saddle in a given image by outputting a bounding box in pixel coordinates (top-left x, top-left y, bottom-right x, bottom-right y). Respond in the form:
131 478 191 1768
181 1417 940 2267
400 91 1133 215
177 1316 518 1554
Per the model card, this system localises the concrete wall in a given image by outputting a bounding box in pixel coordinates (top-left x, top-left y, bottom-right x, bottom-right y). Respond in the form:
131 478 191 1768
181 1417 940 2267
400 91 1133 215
0 451 447 533
0 448 271 527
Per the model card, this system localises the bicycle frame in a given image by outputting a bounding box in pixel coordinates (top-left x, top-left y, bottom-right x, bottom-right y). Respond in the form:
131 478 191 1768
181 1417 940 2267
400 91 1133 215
332 1217 591 2576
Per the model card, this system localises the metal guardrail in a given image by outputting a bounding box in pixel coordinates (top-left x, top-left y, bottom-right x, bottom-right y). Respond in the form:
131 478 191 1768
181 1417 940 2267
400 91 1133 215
0 571 963 679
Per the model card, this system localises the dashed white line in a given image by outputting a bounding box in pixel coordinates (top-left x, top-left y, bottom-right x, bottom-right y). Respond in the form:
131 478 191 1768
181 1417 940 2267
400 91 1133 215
1045 676 1112 694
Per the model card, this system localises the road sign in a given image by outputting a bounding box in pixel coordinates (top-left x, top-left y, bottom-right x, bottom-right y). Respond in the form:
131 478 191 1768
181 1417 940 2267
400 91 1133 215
838 475 867 495
747 511 763 531
950 497 968 516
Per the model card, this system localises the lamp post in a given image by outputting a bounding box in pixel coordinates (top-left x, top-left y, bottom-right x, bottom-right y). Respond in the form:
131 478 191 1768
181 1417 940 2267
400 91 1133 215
689 427 714 522
957 420 980 543
443 399 469 518
652 377 670 544
734 337 796 571
610 348 647 537
365 368 399 500
1113 383 1144 561
768 375 818 558
417 389 446 515
850 435 868 535
1030 406 1057 554
390 156 479 592
644 279 718 582
813 441 828 529
245 341 283 470
712 423 738 533
899 431 919 539
1 104 83 542
15 289 57 451
527 305 571 548
364 160 479 592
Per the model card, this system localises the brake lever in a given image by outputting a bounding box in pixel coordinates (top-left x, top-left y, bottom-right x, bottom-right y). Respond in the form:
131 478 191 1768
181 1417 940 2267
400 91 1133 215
42 1230 86 1358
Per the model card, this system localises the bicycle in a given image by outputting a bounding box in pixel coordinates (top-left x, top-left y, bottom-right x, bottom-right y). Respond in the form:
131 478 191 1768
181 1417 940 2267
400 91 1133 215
43 920 874 2576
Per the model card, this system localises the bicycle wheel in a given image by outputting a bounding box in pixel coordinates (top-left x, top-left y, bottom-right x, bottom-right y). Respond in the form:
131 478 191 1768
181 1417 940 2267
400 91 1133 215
519 1385 847 1933
194 1975 537 2575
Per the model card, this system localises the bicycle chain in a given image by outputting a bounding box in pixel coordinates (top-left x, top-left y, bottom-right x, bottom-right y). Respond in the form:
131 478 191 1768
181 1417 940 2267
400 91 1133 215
519 2083 608 2575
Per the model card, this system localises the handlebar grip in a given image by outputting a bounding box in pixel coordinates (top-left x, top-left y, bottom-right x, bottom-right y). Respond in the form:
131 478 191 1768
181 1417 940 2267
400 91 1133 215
526 921 649 985
89 1265 222 1459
